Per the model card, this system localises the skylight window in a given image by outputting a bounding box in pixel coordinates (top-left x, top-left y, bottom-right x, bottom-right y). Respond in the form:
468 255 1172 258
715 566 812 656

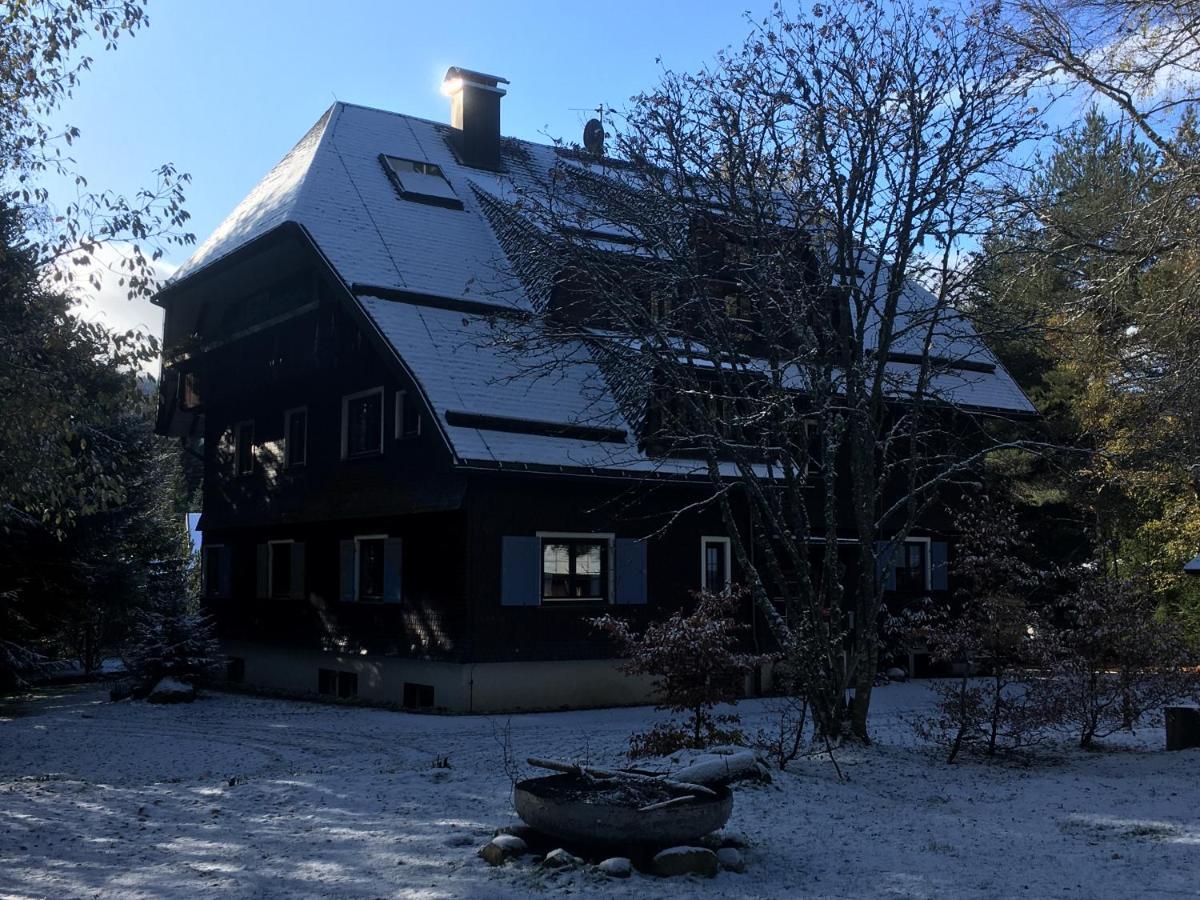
380 155 462 209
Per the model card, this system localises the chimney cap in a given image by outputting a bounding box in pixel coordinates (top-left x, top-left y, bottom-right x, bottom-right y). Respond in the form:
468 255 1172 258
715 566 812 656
443 67 509 92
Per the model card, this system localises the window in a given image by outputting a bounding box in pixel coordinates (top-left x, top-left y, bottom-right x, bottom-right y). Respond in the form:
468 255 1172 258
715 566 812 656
234 421 254 475
342 387 384 459
701 536 732 593
284 407 307 467
203 545 225 597
269 541 293 598
648 289 674 324
395 391 421 439
356 535 386 602
724 292 754 322
381 155 462 208
540 534 611 601
895 539 929 593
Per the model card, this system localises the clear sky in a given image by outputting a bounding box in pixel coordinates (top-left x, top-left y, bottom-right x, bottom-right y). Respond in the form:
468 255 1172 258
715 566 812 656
58 0 777 335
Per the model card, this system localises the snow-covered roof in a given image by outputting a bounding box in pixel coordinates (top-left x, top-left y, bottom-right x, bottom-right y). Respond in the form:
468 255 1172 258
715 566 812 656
172 101 1035 474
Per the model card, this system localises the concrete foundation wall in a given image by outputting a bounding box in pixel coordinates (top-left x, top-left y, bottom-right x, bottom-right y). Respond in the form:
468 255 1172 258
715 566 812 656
222 640 660 712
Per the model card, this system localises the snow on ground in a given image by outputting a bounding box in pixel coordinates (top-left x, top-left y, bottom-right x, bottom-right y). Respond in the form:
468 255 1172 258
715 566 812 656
1 682 1198 899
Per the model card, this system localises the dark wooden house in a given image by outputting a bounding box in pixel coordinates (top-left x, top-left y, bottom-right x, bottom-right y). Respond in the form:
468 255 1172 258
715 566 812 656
154 68 1035 711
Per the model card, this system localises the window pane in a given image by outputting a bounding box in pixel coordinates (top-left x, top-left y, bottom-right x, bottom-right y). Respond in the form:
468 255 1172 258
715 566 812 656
542 542 571 598
271 544 292 597
358 539 385 601
347 393 382 456
705 542 727 590
236 423 253 474
573 542 604 598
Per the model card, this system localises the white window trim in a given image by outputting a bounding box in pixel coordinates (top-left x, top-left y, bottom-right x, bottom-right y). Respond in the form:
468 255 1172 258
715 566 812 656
394 390 422 439
233 420 255 475
353 533 388 602
267 539 294 598
341 386 384 459
535 531 616 603
283 406 307 468
903 536 933 592
700 535 732 593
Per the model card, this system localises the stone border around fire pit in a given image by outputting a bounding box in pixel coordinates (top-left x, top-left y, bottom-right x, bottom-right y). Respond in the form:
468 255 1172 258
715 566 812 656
477 823 750 879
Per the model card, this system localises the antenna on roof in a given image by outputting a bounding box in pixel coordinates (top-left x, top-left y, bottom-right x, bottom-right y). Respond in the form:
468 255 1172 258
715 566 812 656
569 104 608 157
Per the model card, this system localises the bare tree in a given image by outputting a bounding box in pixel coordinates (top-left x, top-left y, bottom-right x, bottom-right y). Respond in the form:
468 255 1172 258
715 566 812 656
481 0 1041 740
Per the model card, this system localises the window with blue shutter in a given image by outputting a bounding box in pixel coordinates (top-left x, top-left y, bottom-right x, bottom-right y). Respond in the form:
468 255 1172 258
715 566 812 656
290 541 306 600
930 540 949 592
383 538 403 602
875 540 897 592
339 540 355 602
501 536 541 606
614 539 648 605
256 544 270 599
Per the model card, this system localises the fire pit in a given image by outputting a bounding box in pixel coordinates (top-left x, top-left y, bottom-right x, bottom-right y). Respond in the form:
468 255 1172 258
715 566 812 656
514 773 734 849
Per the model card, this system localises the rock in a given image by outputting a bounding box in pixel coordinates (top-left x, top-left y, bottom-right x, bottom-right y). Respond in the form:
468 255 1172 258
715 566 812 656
886 666 908 682
477 835 526 866
698 830 724 850
717 847 745 873
146 677 195 704
651 846 719 878
541 848 583 869
597 857 632 878
720 830 749 849
494 823 538 843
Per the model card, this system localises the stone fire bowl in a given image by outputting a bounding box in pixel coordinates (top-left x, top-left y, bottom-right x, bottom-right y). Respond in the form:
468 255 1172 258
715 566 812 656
514 774 733 849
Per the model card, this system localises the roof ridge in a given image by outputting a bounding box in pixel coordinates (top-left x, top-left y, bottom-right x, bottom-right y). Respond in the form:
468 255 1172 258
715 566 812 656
329 99 561 155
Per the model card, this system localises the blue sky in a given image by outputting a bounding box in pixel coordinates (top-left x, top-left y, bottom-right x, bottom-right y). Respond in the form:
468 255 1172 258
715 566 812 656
59 0 777 335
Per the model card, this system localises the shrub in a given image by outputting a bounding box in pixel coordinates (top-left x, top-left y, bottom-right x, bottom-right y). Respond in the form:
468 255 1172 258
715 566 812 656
123 590 221 689
592 590 762 757
911 495 1059 762
1049 569 1200 749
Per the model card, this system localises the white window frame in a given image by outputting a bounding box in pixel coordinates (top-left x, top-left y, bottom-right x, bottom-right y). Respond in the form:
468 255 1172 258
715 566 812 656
700 535 732 593
535 531 616 603
202 544 225 597
354 533 388 602
283 407 307 468
341 386 384 460
233 420 255 476
267 539 294 598
394 390 422 439
901 536 932 592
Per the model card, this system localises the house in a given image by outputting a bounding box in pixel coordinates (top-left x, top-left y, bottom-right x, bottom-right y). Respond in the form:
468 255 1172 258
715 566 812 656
153 68 1036 711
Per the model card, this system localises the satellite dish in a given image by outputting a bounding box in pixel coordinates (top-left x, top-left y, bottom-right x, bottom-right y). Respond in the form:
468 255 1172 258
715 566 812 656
583 118 605 156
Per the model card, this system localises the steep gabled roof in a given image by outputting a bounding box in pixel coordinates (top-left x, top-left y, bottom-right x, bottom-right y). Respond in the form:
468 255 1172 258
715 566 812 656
169 101 1035 474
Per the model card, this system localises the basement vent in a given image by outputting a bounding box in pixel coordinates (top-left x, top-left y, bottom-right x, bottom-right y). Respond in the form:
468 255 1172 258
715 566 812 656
403 682 435 709
381 155 463 210
318 668 359 699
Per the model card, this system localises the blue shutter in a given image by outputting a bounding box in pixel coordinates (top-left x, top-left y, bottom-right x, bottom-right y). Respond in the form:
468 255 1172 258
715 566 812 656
383 538 403 603
614 538 648 605
339 540 356 602
291 542 306 600
218 546 233 599
930 540 948 592
256 544 269 599
875 540 897 592
501 536 540 606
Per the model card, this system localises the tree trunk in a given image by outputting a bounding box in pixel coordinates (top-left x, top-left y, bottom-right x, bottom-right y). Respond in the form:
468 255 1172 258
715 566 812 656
850 641 877 742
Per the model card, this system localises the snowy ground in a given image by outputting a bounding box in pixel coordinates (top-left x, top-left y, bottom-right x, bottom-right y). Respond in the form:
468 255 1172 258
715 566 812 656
1 683 1198 899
